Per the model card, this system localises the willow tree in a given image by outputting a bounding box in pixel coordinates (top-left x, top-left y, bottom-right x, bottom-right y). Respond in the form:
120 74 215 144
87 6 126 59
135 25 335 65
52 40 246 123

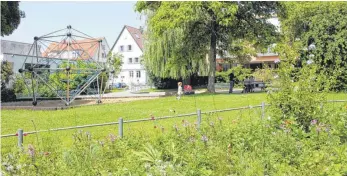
136 1 278 92
278 2 347 90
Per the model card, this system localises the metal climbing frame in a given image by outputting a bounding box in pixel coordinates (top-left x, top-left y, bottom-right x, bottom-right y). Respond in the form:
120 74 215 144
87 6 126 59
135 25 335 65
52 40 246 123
19 25 114 106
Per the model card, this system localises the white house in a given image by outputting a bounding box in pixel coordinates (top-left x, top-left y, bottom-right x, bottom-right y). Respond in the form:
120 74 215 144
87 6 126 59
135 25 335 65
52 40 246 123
110 25 147 87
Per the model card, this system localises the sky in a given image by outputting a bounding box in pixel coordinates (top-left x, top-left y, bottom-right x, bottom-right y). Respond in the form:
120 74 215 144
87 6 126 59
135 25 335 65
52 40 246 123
1 1 144 47
2 1 280 48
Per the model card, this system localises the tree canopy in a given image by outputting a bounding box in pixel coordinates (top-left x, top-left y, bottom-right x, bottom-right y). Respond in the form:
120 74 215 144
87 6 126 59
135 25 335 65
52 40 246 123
135 2 279 92
1 1 25 36
278 2 347 90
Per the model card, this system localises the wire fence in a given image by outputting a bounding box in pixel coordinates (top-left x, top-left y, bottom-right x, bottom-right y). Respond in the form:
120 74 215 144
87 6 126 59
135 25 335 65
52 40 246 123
1 100 346 147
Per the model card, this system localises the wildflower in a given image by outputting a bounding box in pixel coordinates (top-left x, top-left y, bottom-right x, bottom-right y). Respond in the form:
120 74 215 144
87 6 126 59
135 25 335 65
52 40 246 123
307 59 314 65
99 141 105 147
151 114 155 120
173 125 179 132
161 126 165 133
249 105 253 109
316 126 322 133
274 59 280 64
311 119 318 126
16 164 22 170
325 126 330 133
209 122 215 127
274 75 279 79
218 117 223 121
182 121 189 128
8 154 13 159
6 165 14 172
169 109 175 113
144 163 151 170
43 152 50 156
201 135 208 142
267 116 271 120
228 143 231 149
85 131 91 140
28 144 35 157
189 137 195 143
109 133 116 143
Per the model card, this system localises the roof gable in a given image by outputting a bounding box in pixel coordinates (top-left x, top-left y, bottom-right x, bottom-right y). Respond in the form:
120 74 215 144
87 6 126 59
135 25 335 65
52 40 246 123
42 37 105 60
110 25 144 52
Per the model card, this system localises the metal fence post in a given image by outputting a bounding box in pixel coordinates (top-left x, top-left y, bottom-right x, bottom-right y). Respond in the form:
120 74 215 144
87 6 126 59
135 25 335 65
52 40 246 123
118 118 123 138
17 129 23 147
261 102 265 120
197 109 201 130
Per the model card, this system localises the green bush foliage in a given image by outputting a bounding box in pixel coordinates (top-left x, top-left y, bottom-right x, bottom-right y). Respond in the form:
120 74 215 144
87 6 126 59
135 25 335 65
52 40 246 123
215 65 252 83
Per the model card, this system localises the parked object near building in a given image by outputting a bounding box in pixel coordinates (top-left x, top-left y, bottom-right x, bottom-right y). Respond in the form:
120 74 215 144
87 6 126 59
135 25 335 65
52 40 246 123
110 25 148 87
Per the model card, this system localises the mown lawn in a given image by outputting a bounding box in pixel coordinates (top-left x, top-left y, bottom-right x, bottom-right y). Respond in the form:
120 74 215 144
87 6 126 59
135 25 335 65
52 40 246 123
1 92 346 153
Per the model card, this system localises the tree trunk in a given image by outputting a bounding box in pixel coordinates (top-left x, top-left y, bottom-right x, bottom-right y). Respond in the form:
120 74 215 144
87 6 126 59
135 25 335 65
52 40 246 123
207 15 217 93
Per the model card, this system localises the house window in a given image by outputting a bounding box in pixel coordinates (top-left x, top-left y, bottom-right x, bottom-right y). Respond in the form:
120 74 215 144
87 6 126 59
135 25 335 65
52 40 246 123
129 71 134 78
128 58 132 63
136 71 141 78
72 51 78 58
120 46 124 52
101 53 106 58
135 57 139 63
128 45 132 51
121 76 125 78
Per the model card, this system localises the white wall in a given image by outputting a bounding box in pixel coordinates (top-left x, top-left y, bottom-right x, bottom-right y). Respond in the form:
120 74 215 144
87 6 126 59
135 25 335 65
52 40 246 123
111 28 147 86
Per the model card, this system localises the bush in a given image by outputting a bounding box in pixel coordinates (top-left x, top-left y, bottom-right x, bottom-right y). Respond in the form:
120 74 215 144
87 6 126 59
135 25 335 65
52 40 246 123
1 83 16 102
215 65 252 84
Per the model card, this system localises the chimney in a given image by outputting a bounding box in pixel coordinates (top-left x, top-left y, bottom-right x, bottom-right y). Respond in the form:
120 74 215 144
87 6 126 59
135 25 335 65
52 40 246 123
139 26 144 34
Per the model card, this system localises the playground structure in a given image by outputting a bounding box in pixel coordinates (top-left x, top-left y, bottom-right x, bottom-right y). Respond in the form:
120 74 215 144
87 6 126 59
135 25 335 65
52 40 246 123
18 25 114 106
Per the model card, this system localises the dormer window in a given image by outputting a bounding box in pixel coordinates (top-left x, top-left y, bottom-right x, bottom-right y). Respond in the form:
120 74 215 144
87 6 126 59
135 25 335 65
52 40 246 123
135 34 140 39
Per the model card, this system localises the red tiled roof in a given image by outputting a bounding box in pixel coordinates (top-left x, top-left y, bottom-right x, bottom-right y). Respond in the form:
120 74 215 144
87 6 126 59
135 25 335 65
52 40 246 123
42 37 104 60
125 25 143 50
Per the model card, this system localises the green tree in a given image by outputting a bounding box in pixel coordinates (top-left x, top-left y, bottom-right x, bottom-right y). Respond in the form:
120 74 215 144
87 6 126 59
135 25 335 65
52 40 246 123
278 2 347 90
106 52 123 74
106 52 123 88
1 1 25 36
1 61 14 85
135 2 279 92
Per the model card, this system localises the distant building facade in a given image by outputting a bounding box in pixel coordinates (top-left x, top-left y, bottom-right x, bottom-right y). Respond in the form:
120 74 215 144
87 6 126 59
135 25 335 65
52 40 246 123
110 25 147 86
